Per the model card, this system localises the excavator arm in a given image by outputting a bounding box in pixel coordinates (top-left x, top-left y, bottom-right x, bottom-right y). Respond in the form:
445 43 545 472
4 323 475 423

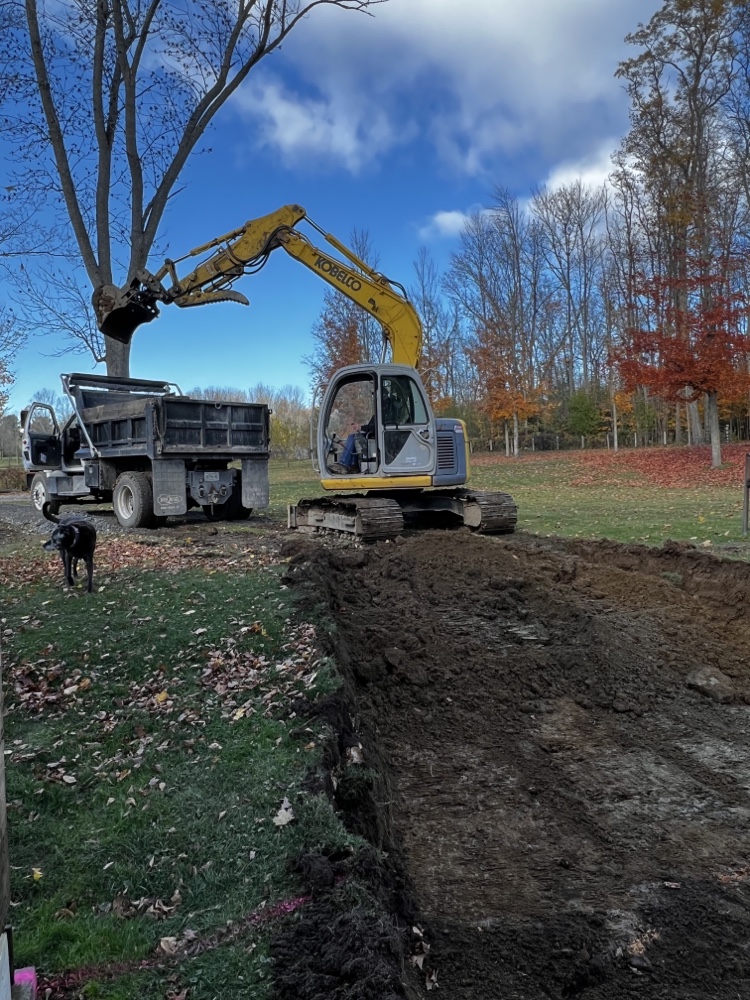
93 205 423 368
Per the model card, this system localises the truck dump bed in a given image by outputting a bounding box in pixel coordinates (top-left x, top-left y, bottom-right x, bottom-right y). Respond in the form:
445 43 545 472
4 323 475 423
66 374 270 459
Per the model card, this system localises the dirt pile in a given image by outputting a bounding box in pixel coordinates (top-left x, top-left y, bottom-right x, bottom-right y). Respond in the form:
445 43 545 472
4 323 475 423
281 531 750 999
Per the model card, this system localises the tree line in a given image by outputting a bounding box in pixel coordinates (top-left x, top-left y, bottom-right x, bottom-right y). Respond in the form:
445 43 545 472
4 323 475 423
3 1 750 469
310 0 750 466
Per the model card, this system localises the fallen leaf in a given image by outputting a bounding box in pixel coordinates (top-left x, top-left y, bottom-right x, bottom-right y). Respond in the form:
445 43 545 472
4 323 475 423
272 797 295 827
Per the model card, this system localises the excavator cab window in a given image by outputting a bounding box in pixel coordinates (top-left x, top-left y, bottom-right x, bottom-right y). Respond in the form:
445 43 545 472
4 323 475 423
324 374 376 474
381 376 427 426
380 375 428 466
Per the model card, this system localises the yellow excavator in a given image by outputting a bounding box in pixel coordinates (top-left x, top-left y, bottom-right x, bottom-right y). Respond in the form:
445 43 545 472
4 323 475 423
93 204 517 540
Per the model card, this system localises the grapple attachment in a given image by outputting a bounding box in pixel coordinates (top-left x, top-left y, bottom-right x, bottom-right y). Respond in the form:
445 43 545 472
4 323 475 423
92 283 160 344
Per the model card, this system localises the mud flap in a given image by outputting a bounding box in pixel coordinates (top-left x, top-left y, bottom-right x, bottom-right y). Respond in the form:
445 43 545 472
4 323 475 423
152 460 187 515
241 458 269 509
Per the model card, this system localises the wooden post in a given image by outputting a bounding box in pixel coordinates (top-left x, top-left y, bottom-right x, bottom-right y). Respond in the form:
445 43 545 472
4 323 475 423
0 638 14 1000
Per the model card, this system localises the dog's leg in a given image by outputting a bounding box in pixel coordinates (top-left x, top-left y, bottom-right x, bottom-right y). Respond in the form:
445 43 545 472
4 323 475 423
84 556 94 593
62 551 75 587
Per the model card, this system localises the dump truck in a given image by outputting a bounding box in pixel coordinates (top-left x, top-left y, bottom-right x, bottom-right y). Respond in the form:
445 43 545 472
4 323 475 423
22 373 270 528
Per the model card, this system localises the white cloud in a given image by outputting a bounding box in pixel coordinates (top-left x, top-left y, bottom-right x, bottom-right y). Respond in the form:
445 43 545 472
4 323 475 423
417 210 472 241
232 76 407 172
417 206 497 242
231 0 661 176
543 140 618 191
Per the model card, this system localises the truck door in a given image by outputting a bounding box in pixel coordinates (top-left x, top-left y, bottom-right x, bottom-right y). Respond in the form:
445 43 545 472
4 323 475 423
21 404 62 471
379 373 435 476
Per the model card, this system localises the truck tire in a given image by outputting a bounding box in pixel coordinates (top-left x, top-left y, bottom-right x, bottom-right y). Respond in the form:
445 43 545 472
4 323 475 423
113 472 155 529
224 474 253 521
203 503 227 522
228 504 252 521
225 487 252 521
30 473 60 517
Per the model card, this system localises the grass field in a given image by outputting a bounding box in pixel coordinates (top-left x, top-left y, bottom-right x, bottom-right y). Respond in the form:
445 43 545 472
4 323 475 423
268 443 749 548
2 539 356 999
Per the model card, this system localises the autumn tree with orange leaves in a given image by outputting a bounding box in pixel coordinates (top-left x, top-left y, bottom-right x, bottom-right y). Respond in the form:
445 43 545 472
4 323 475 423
469 322 543 454
616 256 750 465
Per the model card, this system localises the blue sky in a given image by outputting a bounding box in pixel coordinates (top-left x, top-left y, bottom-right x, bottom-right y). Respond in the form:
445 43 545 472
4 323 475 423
6 0 661 413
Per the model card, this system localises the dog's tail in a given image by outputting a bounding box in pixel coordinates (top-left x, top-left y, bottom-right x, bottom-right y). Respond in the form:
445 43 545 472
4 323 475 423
42 502 61 524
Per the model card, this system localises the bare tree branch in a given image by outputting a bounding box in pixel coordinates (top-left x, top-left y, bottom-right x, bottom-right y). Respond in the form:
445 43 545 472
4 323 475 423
1 0 388 374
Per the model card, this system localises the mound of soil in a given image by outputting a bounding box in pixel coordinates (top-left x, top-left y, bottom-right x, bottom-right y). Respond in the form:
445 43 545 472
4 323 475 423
280 531 750 999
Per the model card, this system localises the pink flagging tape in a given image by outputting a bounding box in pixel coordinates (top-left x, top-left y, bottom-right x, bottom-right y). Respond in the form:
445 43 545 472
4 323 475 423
37 890 315 997
14 967 38 987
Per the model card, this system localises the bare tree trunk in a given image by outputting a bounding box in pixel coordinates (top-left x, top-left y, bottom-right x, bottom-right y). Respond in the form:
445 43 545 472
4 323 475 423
674 401 681 445
512 411 520 457
504 421 510 457
105 338 132 379
688 400 704 444
611 398 619 451
707 390 722 467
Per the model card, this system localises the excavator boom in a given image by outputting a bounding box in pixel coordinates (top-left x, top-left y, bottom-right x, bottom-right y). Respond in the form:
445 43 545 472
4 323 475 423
93 205 422 367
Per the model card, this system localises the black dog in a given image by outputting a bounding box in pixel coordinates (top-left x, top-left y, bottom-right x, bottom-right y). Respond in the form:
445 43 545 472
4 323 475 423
42 503 97 593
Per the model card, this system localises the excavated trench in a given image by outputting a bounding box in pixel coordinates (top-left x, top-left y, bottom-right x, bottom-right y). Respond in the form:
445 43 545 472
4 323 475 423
273 530 750 1000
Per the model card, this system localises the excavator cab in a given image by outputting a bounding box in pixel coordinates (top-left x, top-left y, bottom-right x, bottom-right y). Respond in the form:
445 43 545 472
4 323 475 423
317 364 439 485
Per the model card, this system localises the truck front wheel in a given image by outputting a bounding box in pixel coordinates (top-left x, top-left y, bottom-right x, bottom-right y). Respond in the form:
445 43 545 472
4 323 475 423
113 472 155 529
30 473 60 517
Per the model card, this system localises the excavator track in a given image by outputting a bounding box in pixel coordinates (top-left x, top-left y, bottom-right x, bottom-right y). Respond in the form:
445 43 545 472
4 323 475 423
454 489 518 533
288 495 405 541
289 489 517 541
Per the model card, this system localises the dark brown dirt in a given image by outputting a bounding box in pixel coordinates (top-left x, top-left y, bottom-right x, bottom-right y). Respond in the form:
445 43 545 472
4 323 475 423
279 530 750 999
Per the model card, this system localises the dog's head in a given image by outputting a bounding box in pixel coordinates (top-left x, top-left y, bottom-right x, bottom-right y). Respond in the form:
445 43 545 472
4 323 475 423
43 525 75 552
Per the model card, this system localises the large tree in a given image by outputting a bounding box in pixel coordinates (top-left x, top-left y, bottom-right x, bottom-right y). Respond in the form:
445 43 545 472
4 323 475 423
1 0 384 376
613 0 745 464
444 194 549 455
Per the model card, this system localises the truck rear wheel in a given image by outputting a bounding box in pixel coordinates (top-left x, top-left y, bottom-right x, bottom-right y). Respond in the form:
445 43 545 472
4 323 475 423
224 473 253 521
203 503 227 522
113 472 155 529
30 473 60 517
225 487 252 521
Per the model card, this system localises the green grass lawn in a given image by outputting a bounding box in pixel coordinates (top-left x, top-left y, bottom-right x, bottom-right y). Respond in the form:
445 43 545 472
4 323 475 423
3 542 356 999
268 450 748 548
